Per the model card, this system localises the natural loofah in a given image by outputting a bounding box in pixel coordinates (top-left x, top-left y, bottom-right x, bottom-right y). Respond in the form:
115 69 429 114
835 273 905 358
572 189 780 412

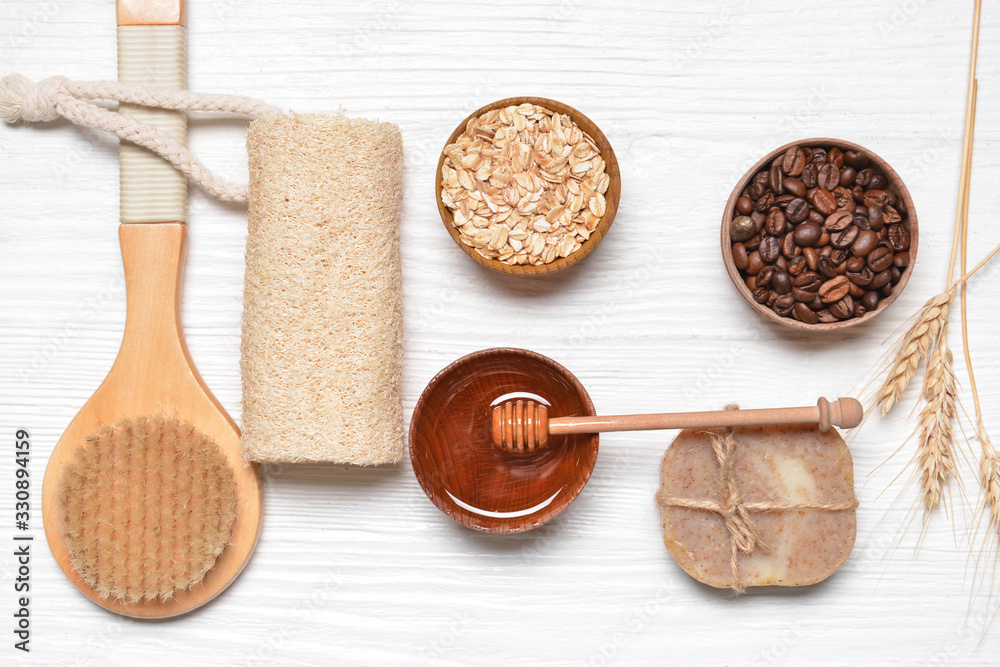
58 415 238 603
242 113 404 465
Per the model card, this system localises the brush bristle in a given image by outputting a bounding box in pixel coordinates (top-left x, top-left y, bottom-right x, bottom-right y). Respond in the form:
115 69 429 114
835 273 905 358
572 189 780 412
58 415 238 604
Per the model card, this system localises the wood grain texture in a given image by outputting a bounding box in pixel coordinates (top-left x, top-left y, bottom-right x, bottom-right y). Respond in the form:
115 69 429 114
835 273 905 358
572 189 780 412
2 0 1000 664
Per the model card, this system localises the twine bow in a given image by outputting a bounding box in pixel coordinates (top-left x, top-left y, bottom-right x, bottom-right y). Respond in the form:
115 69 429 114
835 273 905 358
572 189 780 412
0 73 280 203
656 405 858 593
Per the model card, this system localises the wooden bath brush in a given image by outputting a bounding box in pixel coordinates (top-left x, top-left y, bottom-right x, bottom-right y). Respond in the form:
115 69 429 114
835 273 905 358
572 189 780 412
40 0 262 618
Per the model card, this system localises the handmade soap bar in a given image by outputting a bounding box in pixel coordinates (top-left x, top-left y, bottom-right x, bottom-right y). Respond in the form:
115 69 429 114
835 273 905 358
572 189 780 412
657 423 856 591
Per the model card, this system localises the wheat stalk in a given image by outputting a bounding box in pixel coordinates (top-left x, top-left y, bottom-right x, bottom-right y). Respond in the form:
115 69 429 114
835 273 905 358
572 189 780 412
875 291 954 417
916 323 958 514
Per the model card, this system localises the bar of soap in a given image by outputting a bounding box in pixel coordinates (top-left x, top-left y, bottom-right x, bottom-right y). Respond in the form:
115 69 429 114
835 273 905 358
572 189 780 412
658 424 856 590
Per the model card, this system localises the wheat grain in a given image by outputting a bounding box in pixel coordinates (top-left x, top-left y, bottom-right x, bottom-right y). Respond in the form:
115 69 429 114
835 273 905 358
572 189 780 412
916 323 957 514
875 291 953 416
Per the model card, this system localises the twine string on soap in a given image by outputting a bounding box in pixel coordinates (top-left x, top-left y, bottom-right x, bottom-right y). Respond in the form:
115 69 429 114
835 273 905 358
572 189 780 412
0 74 280 204
656 405 859 593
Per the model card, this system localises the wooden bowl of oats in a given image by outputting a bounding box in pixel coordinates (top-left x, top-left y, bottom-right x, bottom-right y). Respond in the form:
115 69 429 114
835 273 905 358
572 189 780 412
436 97 620 277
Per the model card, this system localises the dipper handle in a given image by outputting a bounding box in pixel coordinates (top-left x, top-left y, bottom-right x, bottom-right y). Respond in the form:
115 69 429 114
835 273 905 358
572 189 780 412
490 397 862 454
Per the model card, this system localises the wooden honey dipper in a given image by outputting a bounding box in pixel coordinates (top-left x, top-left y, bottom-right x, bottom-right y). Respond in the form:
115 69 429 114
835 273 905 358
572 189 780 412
491 397 863 454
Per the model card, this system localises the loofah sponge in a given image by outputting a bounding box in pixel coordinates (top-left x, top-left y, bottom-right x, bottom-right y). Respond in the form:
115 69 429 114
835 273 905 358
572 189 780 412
241 113 405 465
58 416 238 603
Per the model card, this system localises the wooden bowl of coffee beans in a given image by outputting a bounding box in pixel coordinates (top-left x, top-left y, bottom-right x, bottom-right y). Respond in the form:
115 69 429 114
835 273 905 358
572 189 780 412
437 97 621 277
721 138 918 331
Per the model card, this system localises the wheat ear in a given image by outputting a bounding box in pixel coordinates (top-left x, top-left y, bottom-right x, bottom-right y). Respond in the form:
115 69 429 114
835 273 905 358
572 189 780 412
916 323 958 514
875 291 954 417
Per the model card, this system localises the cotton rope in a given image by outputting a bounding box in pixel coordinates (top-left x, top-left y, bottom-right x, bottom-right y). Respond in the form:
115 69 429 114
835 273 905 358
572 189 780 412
0 73 279 203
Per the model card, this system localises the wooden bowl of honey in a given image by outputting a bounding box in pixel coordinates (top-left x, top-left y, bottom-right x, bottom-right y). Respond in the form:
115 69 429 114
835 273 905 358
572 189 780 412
436 97 621 277
409 348 599 533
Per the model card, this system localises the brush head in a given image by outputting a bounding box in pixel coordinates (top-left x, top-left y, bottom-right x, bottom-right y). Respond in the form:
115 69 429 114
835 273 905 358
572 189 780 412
57 415 238 604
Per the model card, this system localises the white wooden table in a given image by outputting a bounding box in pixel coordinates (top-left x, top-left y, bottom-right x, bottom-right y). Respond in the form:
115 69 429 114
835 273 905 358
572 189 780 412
2 1 999 664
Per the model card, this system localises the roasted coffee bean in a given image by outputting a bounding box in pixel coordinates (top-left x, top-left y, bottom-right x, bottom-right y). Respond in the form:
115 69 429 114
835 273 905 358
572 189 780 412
854 168 874 187
853 209 870 230
793 301 819 324
824 210 853 232
736 195 753 215
787 255 807 276
809 147 828 164
732 243 749 270
780 232 799 259
893 251 910 268
867 246 893 272
890 265 902 285
816 309 839 323
887 224 910 251
845 256 865 273
774 194 795 208
817 256 839 279
810 188 837 216
774 256 788 272
809 210 826 225
784 177 806 198
768 164 784 194
793 221 822 247
868 204 884 231
830 248 849 265
843 149 869 168
869 172 888 190
808 296 825 311
759 236 781 263
848 282 865 299
754 190 775 212
829 294 855 320
771 271 792 295
782 146 806 176
773 294 795 316
819 275 851 303
851 185 865 202
745 275 756 290
746 250 764 275
839 166 856 186
833 186 855 212
766 291 778 307
861 290 880 311
800 163 819 188
803 247 819 271
863 189 892 208
765 208 787 236
830 226 859 249
853 302 867 318
744 233 761 251
850 229 879 257
753 287 771 304
817 163 840 190
846 267 874 287
883 204 901 225
870 269 891 289
756 266 775 287
792 271 822 297
786 197 810 223
880 283 894 298
828 147 844 168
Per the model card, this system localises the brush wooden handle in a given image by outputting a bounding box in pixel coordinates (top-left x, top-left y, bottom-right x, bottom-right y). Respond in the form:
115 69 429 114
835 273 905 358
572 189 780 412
491 397 863 454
